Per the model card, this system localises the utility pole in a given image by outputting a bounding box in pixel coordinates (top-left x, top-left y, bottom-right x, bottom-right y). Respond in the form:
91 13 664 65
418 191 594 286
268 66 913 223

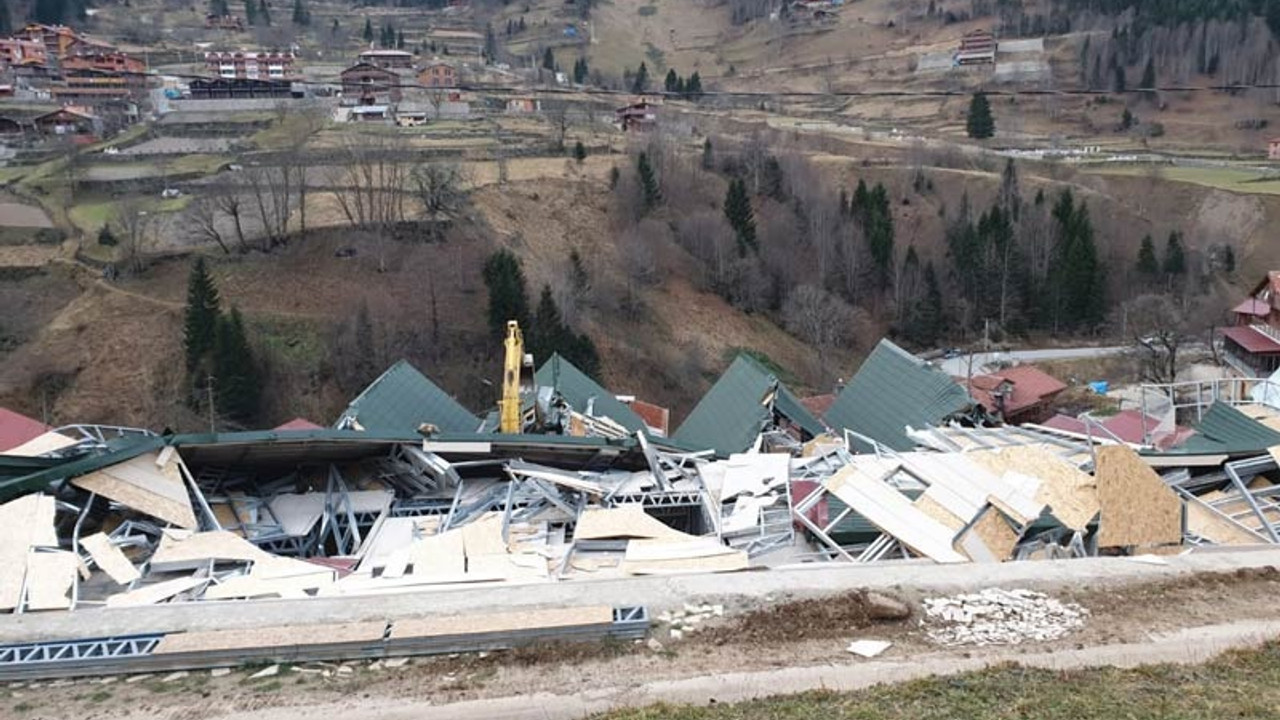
206 374 216 433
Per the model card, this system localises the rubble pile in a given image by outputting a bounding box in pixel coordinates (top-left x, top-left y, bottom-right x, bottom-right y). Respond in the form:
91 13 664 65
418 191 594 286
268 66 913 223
921 588 1089 646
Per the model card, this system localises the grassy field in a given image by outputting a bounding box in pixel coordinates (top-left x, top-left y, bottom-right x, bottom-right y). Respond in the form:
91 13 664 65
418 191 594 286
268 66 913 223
591 642 1280 720
1085 164 1280 195
69 195 191 234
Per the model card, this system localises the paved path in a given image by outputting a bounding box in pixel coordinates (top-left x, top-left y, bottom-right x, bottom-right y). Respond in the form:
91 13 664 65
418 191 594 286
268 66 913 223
233 618 1280 720
939 345 1130 376
4 545 1278 643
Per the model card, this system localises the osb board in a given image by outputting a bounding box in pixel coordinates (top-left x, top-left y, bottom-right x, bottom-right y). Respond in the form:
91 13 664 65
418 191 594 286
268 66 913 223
81 532 140 585
1185 499 1268 545
467 552 548 581
1094 445 1182 549
200 573 333 601
912 493 967 533
150 530 269 570
623 538 740 562
106 577 208 608
954 507 1020 563
621 551 749 575
575 506 694 542
154 621 387 654
73 450 198 529
461 513 510 557
390 606 613 640
24 551 77 611
409 528 466 577
0 494 57 611
968 446 1099 531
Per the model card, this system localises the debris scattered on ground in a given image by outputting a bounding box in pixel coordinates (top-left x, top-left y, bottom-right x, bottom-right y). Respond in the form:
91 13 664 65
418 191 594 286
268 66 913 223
922 588 1088 646
248 664 280 679
845 639 892 658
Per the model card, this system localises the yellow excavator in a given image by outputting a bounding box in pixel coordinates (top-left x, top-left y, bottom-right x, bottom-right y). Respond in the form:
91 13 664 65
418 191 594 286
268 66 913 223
498 320 533 433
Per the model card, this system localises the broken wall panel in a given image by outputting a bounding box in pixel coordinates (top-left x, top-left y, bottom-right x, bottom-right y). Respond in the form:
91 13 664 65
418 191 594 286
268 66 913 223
72 450 198 529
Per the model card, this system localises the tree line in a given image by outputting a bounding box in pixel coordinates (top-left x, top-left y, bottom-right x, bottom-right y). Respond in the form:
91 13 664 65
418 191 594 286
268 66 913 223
183 258 262 426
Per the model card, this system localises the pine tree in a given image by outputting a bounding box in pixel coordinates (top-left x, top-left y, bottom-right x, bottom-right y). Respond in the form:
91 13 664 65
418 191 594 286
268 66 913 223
1163 230 1186 277
637 152 661 211
481 249 530 337
484 22 497 62
573 57 589 84
632 61 649 93
910 261 944 346
245 0 258 26
1121 107 1134 130
363 17 373 43
1223 245 1236 273
701 138 713 170
397 30 405 49
724 177 757 256
573 140 586 163
213 308 261 423
0 0 11 35
210 0 229 17
257 0 270 26
966 92 995 139
1136 234 1159 281
1050 190 1106 331
664 69 678 93
542 47 555 70
184 258 222 372
865 183 895 291
97 225 117 246
686 72 702 98
1112 61 1126 92
291 0 308 25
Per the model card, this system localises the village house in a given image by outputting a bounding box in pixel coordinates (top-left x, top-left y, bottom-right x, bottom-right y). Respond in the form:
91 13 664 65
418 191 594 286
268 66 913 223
505 96 540 113
50 68 135 104
615 99 658 131
33 106 101 139
955 365 1067 425
204 51 297 81
62 51 146 75
205 13 245 30
418 60 456 88
1222 271 1280 376
358 49 415 70
188 77 294 100
1269 138 1280 161
956 29 997 65
341 62 404 105
0 37 47 68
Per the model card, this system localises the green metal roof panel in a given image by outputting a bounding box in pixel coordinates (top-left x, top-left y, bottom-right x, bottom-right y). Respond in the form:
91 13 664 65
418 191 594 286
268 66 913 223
336 360 480 434
1154 403 1280 457
674 354 825 456
535 354 647 433
0 435 165 504
825 339 973 453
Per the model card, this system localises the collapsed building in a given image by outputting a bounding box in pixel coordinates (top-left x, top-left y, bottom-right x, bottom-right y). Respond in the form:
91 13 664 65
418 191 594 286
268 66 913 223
3 337 1280 678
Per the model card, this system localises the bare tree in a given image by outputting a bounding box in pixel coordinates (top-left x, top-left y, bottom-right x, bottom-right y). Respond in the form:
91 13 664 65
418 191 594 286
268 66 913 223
411 162 469 219
1119 294 1188 384
115 197 155 275
329 135 410 229
546 103 570 153
214 192 249 252
782 284 858 373
188 194 230 254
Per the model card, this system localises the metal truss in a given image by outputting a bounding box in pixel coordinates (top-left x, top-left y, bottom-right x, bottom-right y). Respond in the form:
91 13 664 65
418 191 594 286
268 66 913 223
0 634 163 668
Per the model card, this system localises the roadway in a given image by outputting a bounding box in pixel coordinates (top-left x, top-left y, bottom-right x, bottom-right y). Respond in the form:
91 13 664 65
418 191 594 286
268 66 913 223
937 345 1130 376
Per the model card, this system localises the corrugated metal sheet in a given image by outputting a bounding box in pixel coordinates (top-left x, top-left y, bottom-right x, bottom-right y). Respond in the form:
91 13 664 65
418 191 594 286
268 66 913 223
336 360 479 434
1159 402 1280 457
825 339 973 452
673 354 824 457
535 354 646 433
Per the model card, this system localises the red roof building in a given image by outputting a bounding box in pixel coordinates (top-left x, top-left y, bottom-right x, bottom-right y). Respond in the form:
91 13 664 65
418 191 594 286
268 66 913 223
1224 271 1280 376
956 365 1067 424
798 394 836 421
273 417 324 431
1041 410 1195 450
0 407 50 453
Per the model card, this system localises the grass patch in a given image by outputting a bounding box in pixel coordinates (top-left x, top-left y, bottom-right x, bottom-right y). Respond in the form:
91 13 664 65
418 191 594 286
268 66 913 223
88 690 112 703
248 317 328 373
592 642 1280 719
69 194 192 234
638 4 657 16
13 701 32 713
1085 164 1280 195
255 680 283 692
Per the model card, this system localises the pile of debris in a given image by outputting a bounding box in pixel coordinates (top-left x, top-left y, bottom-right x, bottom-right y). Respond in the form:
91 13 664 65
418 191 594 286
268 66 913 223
922 588 1088 646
